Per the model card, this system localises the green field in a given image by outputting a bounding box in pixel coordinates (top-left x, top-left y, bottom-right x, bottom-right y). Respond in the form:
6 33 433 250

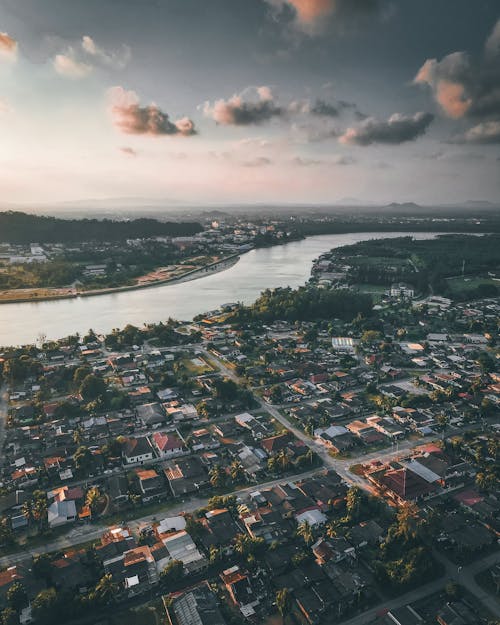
179 356 213 374
446 276 499 293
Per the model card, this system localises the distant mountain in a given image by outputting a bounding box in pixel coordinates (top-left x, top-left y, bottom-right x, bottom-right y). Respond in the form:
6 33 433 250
384 202 422 210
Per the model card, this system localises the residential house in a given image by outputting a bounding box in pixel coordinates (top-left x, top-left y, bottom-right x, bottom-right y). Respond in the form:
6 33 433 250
122 436 155 464
151 431 186 458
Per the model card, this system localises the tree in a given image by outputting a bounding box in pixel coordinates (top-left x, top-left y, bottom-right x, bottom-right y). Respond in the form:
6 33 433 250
394 502 421 542
361 330 382 345
345 486 365 522
209 545 221 564
32 553 53 584
74 446 92 474
91 574 118 605
6 583 27 613
21 499 34 526
73 366 91 386
212 378 239 403
326 520 339 539
276 588 292 624
297 520 314 546
234 533 264 557
32 588 59 625
31 492 48 531
160 560 184 585
476 471 496 491
1 607 19 625
209 465 226 489
435 413 449 440
184 515 203 540
196 401 210 419
79 374 106 402
276 449 291 473
85 487 101 516
229 460 245 483
0 518 14 547
476 351 495 373
269 385 283 404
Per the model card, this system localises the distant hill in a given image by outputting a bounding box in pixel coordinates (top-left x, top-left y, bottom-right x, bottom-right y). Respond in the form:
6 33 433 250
0 211 203 244
384 202 422 210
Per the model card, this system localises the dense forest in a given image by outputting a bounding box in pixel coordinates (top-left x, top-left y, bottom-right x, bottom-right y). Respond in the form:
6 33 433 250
334 234 500 299
0 211 203 243
230 285 373 323
295 219 500 236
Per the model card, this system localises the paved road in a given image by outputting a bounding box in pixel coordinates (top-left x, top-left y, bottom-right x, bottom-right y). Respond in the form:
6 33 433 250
434 548 500 618
0 464 324 568
0 384 8 453
339 550 500 625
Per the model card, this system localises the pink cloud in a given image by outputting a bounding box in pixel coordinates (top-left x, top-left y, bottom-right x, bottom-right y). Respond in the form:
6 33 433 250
0 32 17 61
414 21 500 121
286 0 335 27
435 81 472 119
53 53 92 78
203 86 283 126
266 0 380 35
108 86 196 137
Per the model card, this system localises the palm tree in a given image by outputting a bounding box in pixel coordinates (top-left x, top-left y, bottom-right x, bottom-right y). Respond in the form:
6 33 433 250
74 445 92 474
276 449 291 472
93 573 118 605
229 460 245 483
234 533 251 556
209 465 225 489
487 438 499 460
326 520 338 539
32 496 48 531
276 588 292 624
297 520 314 546
21 500 34 526
85 487 101 517
395 502 420 541
436 413 449 439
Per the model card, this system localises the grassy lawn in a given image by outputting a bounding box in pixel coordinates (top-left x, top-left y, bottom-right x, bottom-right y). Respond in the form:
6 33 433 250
446 275 498 293
355 284 388 303
350 256 410 268
111 601 163 625
349 463 365 476
179 356 213 375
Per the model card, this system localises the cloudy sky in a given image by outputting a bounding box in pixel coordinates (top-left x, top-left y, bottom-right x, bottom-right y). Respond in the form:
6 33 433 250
0 0 499 206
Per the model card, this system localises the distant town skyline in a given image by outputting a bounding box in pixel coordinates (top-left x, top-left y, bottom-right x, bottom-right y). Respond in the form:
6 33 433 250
0 0 499 206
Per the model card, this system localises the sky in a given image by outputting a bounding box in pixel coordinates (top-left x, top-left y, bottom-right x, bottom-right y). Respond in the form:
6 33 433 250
0 0 499 207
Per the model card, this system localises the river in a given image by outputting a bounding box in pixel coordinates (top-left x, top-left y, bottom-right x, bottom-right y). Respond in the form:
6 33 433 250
0 232 441 346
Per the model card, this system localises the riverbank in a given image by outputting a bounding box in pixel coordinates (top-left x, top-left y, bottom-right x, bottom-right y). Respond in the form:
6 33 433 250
0 253 241 305
0 232 447 346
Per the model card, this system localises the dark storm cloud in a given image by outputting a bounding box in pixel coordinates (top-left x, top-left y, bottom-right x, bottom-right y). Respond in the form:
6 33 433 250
203 87 284 126
309 98 362 119
339 112 434 146
311 99 340 117
109 87 196 137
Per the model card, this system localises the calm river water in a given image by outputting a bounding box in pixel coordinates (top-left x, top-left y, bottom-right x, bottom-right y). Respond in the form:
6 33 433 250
0 232 441 346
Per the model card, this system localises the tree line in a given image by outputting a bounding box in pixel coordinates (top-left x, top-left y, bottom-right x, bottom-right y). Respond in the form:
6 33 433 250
230 285 373 324
0 211 203 243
